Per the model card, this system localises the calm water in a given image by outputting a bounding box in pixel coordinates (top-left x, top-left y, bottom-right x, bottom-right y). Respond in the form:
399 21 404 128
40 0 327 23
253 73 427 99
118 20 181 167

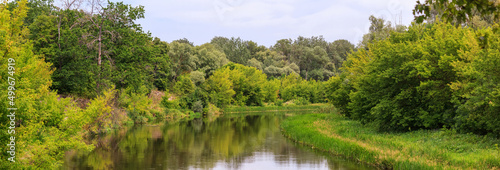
63 114 369 170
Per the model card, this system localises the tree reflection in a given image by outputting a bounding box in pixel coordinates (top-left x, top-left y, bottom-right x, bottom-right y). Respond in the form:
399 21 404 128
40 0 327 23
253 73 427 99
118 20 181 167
63 114 366 170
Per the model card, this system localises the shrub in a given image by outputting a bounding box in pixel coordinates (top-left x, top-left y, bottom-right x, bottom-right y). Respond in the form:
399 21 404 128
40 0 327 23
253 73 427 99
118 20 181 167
192 100 204 113
295 97 310 105
161 94 180 109
330 21 474 131
118 87 155 124
275 99 284 106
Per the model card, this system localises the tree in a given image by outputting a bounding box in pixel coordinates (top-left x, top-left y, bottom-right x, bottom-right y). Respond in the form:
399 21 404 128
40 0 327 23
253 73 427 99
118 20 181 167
450 26 500 136
224 63 267 106
0 1 91 168
24 0 56 26
174 74 195 96
327 39 354 70
331 21 476 131
210 36 251 65
358 15 406 49
270 36 347 80
203 67 235 107
190 70 205 86
272 38 292 62
174 37 194 46
33 8 97 96
414 0 500 25
298 46 329 80
80 0 146 93
150 37 171 90
194 43 228 77
247 58 263 70
168 41 196 81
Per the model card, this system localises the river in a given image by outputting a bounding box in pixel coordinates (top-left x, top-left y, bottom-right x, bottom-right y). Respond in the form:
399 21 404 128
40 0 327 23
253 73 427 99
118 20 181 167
63 113 369 169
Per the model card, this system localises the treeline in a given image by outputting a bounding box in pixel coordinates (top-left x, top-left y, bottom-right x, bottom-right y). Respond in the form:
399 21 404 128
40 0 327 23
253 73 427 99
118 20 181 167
24 0 168 97
7 0 357 123
19 0 356 97
162 63 327 119
327 20 500 136
0 0 355 168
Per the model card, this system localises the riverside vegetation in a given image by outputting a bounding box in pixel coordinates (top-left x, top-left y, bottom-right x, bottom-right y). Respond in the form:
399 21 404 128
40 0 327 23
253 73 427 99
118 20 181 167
1 0 500 169
0 0 341 168
281 113 500 169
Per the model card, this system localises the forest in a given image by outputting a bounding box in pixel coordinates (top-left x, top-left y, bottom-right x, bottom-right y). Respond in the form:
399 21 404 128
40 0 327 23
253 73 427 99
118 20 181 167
1 0 500 169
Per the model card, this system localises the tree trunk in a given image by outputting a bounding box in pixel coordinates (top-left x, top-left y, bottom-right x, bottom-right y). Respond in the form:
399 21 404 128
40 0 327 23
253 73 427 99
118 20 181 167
97 24 102 94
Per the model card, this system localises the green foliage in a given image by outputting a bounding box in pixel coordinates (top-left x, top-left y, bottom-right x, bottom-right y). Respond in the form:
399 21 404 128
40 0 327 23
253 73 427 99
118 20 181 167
280 74 326 103
294 97 310 105
150 37 171 91
118 87 156 124
451 26 500 136
358 15 406 49
413 0 500 25
270 36 354 80
190 70 205 86
275 99 284 106
25 0 160 97
174 74 195 96
328 39 354 69
247 57 263 70
169 41 196 80
262 79 279 103
325 75 352 116
194 43 228 76
82 88 118 134
0 1 92 168
282 113 500 169
224 63 267 106
210 36 253 65
192 100 203 113
257 49 297 78
203 67 235 107
177 88 206 110
331 21 475 131
161 95 180 110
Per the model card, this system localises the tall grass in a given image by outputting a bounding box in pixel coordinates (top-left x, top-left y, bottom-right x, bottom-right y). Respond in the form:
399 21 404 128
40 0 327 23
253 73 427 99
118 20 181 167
281 113 500 169
223 104 330 113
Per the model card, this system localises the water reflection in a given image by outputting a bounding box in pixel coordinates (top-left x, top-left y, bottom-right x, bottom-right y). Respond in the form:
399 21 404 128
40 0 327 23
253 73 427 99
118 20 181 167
63 114 368 170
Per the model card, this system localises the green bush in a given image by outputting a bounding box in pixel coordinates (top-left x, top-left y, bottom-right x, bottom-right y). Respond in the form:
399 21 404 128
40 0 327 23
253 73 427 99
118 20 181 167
451 27 500 136
295 97 310 105
280 77 326 103
330 21 473 131
161 94 180 109
118 87 155 124
174 74 195 96
192 100 204 113
275 99 284 106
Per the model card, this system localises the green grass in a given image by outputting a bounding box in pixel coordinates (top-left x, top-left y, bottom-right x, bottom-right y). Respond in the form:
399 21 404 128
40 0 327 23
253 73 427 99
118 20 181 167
281 113 500 170
222 103 331 113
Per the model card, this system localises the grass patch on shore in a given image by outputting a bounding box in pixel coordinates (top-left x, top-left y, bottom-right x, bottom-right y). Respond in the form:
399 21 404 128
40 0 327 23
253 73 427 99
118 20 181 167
223 103 331 113
281 113 500 169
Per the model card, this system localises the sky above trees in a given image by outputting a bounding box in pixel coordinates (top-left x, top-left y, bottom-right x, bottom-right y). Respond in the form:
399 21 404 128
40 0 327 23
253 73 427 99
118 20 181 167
110 0 417 47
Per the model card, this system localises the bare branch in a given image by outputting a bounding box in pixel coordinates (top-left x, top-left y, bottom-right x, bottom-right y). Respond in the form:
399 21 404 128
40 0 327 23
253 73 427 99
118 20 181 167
60 0 83 10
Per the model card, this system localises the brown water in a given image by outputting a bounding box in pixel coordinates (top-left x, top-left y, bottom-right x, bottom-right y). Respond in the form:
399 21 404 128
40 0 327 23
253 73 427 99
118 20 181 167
63 114 370 170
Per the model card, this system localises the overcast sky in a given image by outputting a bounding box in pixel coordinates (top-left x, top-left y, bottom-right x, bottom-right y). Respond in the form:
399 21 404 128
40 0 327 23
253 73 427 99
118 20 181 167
117 0 418 47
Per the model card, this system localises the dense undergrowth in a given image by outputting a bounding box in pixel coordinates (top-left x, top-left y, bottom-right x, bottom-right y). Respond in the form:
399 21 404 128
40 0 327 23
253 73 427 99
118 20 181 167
327 21 500 136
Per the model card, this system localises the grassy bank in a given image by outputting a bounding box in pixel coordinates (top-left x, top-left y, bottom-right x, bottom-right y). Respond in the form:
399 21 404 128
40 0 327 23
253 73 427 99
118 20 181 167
223 103 332 113
281 113 500 169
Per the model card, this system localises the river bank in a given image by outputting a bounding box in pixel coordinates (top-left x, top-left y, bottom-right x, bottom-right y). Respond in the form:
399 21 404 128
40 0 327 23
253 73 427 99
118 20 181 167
281 113 500 169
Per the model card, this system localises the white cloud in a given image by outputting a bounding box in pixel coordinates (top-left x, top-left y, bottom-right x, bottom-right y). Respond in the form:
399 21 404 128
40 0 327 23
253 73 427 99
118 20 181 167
120 0 417 46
